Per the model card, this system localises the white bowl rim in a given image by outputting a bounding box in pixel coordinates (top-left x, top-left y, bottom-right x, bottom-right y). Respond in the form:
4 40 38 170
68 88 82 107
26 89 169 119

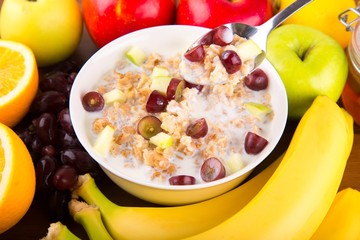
69 25 288 191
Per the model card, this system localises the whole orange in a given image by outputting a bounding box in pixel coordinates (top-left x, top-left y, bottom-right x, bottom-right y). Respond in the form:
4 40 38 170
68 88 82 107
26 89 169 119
274 0 356 48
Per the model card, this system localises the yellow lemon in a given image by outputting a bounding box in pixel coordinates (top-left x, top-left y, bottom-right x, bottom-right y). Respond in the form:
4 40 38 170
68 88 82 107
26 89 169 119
0 39 39 127
0 122 35 233
274 0 356 48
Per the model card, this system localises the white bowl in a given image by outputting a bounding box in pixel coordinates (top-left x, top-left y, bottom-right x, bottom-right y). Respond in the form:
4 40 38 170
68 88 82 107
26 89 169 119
69 25 288 205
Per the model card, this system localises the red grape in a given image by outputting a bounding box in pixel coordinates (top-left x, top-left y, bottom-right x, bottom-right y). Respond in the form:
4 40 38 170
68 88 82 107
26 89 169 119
82 91 105 112
41 145 57 157
198 31 214 46
213 26 233 46
166 78 186 101
169 175 196 185
244 68 269 91
244 132 268 154
60 148 98 175
36 155 58 192
40 72 69 96
31 91 67 114
186 118 208 139
184 45 205 62
200 157 226 182
185 81 204 92
220 50 242 74
34 113 57 145
137 115 162 139
146 90 168 113
58 108 75 136
52 165 78 190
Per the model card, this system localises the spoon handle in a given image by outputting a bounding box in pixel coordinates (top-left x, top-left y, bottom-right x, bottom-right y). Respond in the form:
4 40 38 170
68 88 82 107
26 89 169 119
254 0 313 50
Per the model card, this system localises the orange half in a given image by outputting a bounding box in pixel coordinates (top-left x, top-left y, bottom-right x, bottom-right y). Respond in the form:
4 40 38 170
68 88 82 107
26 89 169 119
0 39 39 127
0 122 35 233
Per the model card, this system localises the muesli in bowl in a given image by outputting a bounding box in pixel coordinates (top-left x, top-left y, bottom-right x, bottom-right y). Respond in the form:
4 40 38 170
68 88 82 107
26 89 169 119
70 25 288 205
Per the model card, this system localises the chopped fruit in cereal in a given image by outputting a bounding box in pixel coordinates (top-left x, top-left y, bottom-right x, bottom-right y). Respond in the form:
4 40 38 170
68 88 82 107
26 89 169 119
150 66 172 94
244 102 272 120
225 153 244 174
93 125 115 157
86 42 274 185
186 118 208 139
166 78 186 101
125 46 147 66
150 76 172 95
200 157 226 182
244 69 269 91
169 175 196 185
244 132 269 155
151 66 170 77
137 116 162 140
146 90 168 113
82 91 105 112
149 132 173 149
236 39 263 62
103 89 126 104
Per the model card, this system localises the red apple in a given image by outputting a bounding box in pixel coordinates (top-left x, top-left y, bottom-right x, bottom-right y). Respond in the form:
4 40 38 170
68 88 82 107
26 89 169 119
176 0 273 28
82 0 177 47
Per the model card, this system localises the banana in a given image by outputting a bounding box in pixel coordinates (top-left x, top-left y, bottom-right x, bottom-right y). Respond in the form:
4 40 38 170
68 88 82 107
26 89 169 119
311 188 360 240
40 221 80 240
68 199 113 240
184 96 354 240
71 152 283 240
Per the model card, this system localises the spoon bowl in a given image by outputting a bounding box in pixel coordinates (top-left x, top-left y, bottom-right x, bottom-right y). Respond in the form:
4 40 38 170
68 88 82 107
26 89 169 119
183 0 314 85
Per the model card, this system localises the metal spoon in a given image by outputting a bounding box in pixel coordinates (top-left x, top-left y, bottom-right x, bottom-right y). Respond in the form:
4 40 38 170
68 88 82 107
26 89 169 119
181 0 314 85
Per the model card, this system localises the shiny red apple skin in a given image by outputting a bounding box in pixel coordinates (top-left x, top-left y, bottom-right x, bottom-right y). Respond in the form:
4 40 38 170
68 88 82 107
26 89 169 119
176 0 273 28
82 0 177 47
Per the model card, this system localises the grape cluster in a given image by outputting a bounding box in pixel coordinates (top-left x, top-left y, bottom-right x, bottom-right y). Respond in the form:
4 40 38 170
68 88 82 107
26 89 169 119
14 61 102 221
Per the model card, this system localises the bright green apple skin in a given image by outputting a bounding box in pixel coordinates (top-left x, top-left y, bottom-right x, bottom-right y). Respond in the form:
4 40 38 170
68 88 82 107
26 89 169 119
267 24 348 119
0 0 83 67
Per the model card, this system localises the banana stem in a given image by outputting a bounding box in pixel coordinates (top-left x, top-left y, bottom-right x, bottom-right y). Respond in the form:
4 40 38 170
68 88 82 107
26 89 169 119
68 199 113 240
40 221 80 240
72 174 122 216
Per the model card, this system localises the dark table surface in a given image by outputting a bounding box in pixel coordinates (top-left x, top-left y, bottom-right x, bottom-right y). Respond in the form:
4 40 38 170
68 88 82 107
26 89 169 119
1 4 360 239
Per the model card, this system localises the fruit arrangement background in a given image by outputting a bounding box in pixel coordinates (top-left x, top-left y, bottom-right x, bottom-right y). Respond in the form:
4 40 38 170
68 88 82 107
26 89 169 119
0 0 359 239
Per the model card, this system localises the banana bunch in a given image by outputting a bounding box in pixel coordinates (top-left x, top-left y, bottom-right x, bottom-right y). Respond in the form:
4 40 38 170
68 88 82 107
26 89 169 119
311 187 360 240
41 96 355 240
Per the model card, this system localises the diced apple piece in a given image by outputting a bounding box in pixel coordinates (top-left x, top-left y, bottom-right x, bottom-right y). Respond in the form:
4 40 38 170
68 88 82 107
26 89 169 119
236 39 263 62
103 89 126 104
150 76 172 95
225 153 244 174
151 66 170 77
149 132 173 149
93 125 115 157
150 67 172 95
125 46 147 66
244 102 272 120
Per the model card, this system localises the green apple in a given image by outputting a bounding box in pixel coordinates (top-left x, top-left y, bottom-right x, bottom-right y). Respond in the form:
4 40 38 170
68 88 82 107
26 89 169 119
266 24 348 119
0 0 83 67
